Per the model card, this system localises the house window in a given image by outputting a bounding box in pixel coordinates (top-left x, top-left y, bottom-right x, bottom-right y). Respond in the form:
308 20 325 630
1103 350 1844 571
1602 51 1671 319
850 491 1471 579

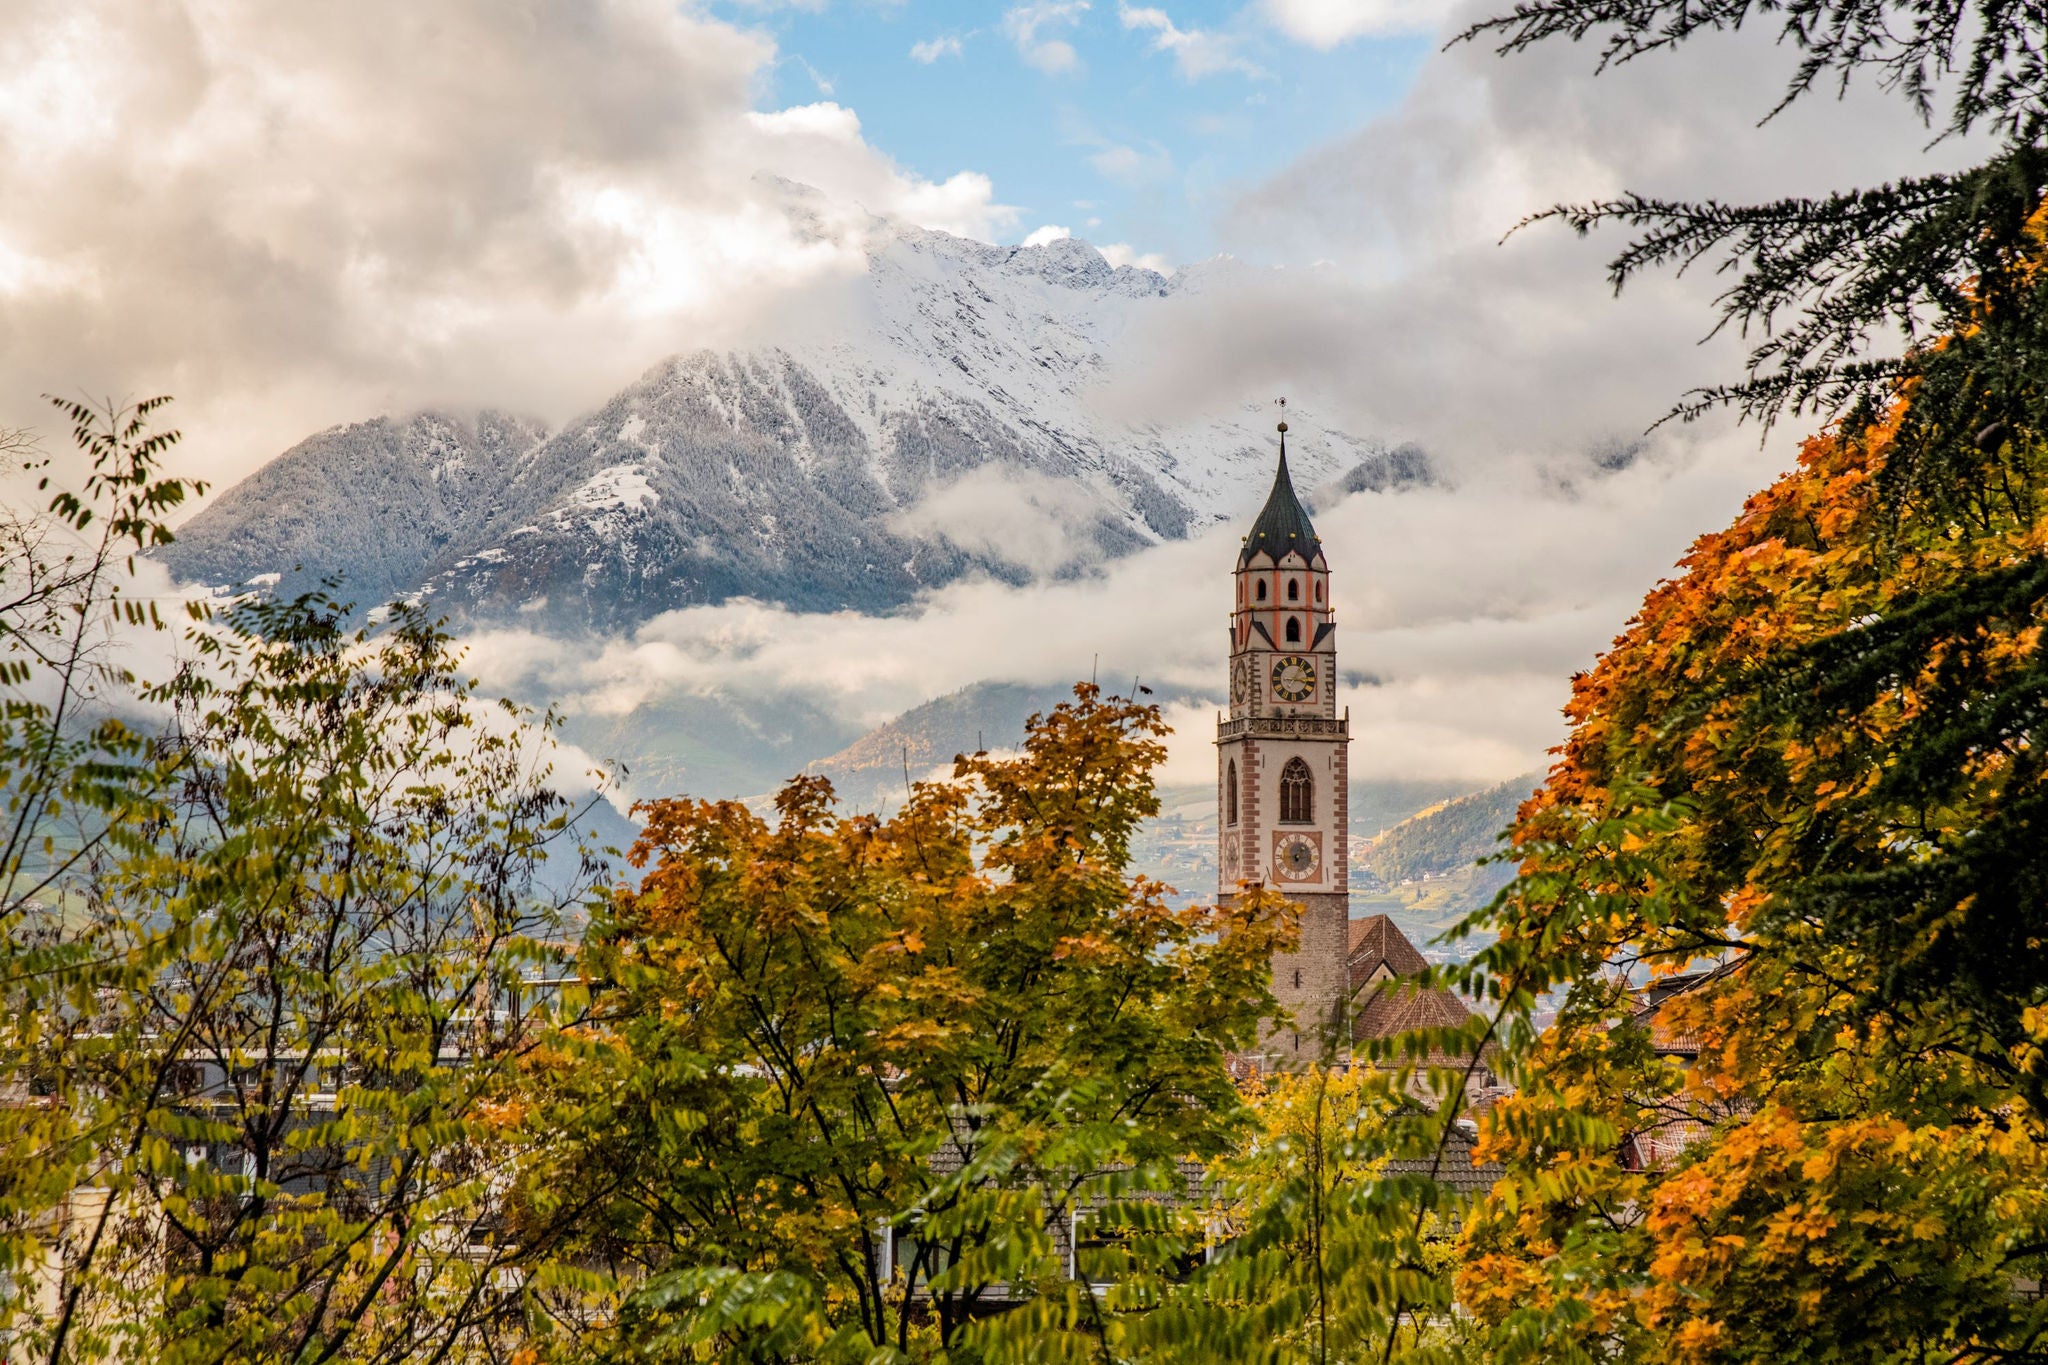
1287 579 1299 601
1226 760 1239 826
1285 617 1302 644
1293 968 1302 989
1280 758 1313 824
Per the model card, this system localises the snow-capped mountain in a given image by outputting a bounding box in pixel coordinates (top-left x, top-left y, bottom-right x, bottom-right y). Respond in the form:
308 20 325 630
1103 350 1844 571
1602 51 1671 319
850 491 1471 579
159 221 1426 629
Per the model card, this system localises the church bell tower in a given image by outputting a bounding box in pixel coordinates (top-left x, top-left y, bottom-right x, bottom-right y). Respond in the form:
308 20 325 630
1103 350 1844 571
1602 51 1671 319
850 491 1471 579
1218 420 1350 1064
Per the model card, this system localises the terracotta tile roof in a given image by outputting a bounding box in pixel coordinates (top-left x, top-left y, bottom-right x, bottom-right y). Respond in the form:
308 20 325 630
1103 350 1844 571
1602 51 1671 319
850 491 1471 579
1352 979 1472 1042
1347 913 1428 990
1620 961 1756 1168
1619 1099 1759 1171
1347 915 1478 1055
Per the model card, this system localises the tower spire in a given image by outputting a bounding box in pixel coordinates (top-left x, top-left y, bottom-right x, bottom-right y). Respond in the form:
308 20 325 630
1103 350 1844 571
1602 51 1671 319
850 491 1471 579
1239 407 1321 569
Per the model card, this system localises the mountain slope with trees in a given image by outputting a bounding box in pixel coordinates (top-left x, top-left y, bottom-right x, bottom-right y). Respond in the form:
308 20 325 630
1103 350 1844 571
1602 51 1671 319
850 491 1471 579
1361 775 1539 886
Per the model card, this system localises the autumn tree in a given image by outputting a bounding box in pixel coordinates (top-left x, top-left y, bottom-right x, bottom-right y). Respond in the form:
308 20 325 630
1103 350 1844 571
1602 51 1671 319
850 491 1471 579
0 399 609 1365
1383 0 2048 1356
509 686 1293 1363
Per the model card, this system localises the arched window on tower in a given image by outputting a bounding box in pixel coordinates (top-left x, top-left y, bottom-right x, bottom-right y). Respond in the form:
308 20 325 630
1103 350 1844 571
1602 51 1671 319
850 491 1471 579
1287 579 1299 601
1285 617 1302 643
1280 758 1313 824
1226 760 1239 826
1315 582 1323 603
1256 580 1268 601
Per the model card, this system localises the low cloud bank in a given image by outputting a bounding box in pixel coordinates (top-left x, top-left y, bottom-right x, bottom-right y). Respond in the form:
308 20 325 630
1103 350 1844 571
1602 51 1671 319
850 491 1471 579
463 437 1779 795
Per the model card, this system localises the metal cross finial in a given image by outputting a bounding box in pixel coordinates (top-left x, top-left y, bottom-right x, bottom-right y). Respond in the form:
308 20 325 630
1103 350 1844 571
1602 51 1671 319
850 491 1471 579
1275 395 1288 435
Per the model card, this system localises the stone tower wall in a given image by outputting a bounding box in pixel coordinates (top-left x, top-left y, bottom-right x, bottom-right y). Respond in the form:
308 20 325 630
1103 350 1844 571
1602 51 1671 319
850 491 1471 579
1217 434 1352 1070
1266 891 1352 1064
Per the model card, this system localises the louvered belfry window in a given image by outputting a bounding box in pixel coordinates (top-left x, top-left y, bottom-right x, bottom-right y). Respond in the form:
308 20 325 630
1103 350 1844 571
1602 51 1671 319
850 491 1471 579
1279 758 1313 824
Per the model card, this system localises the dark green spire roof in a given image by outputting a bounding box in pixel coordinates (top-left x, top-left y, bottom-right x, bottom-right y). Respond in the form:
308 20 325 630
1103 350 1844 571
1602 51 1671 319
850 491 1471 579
1239 425 1322 567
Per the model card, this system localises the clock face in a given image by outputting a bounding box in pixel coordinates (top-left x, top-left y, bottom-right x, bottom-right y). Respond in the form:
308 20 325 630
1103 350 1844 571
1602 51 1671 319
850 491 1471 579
1271 654 1317 703
1273 831 1321 883
1221 832 1241 882
1230 657 1249 705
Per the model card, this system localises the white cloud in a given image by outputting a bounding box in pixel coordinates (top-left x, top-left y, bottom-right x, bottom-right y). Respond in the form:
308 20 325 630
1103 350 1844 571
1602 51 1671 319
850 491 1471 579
794 55 836 95
0 0 1016 491
24 0 1998 819
909 34 965 62
1003 1 1090 75
1119 3 1263 79
1087 141 1174 184
1022 223 1074 246
744 102 864 141
461 445 1778 796
886 466 1111 576
1261 0 1450 44
1100 241 1173 273
1096 5 1983 473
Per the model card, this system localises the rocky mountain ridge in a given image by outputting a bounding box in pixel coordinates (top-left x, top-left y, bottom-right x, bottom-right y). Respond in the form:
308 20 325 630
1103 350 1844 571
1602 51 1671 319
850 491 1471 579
157 222 1430 629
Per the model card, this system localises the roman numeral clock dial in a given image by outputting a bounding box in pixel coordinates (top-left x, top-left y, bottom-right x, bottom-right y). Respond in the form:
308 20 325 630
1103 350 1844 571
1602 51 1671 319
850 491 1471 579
1274 831 1321 881
1271 654 1315 703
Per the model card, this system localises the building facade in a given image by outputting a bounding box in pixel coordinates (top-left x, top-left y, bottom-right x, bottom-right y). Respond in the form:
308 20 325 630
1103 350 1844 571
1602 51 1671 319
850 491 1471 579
1217 423 1351 1064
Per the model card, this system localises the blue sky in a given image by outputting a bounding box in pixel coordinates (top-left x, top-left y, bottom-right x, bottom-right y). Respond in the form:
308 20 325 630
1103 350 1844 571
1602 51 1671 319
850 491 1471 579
10 0 1949 785
713 1 1437 263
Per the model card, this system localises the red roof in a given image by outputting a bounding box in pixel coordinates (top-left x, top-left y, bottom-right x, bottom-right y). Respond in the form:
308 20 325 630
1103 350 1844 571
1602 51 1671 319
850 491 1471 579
1347 913 1428 990
1346 914 1476 1050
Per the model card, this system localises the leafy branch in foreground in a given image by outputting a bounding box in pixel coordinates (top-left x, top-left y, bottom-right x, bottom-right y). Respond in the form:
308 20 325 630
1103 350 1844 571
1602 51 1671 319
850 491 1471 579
0 397 616 1365
1 396 204 913
1459 0 2048 140
1462 0 2048 431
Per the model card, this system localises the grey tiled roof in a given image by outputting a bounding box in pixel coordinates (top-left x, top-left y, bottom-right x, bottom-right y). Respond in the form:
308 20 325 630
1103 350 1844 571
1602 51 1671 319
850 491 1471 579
1382 1129 1503 1195
1239 438 1323 567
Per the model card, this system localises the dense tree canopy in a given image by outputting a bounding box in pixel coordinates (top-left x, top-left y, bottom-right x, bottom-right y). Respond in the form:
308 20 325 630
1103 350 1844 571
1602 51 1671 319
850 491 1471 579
509 687 1293 1362
1451 217 2048 1360
1411 0 2048 1356
0 400 605 1365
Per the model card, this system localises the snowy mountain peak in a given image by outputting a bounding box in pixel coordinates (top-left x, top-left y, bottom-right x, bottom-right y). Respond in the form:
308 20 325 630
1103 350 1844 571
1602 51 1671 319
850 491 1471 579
157 220 1430 630
1001 235 1115 289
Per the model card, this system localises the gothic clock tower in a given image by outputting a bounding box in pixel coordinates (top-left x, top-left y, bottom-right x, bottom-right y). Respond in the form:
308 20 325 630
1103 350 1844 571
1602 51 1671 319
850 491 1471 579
1218 421 1350 1064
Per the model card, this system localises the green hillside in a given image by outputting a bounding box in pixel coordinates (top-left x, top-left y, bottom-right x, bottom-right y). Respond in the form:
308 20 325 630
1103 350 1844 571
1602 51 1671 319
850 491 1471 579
1362 774 1540 884
1348 774 1542 954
